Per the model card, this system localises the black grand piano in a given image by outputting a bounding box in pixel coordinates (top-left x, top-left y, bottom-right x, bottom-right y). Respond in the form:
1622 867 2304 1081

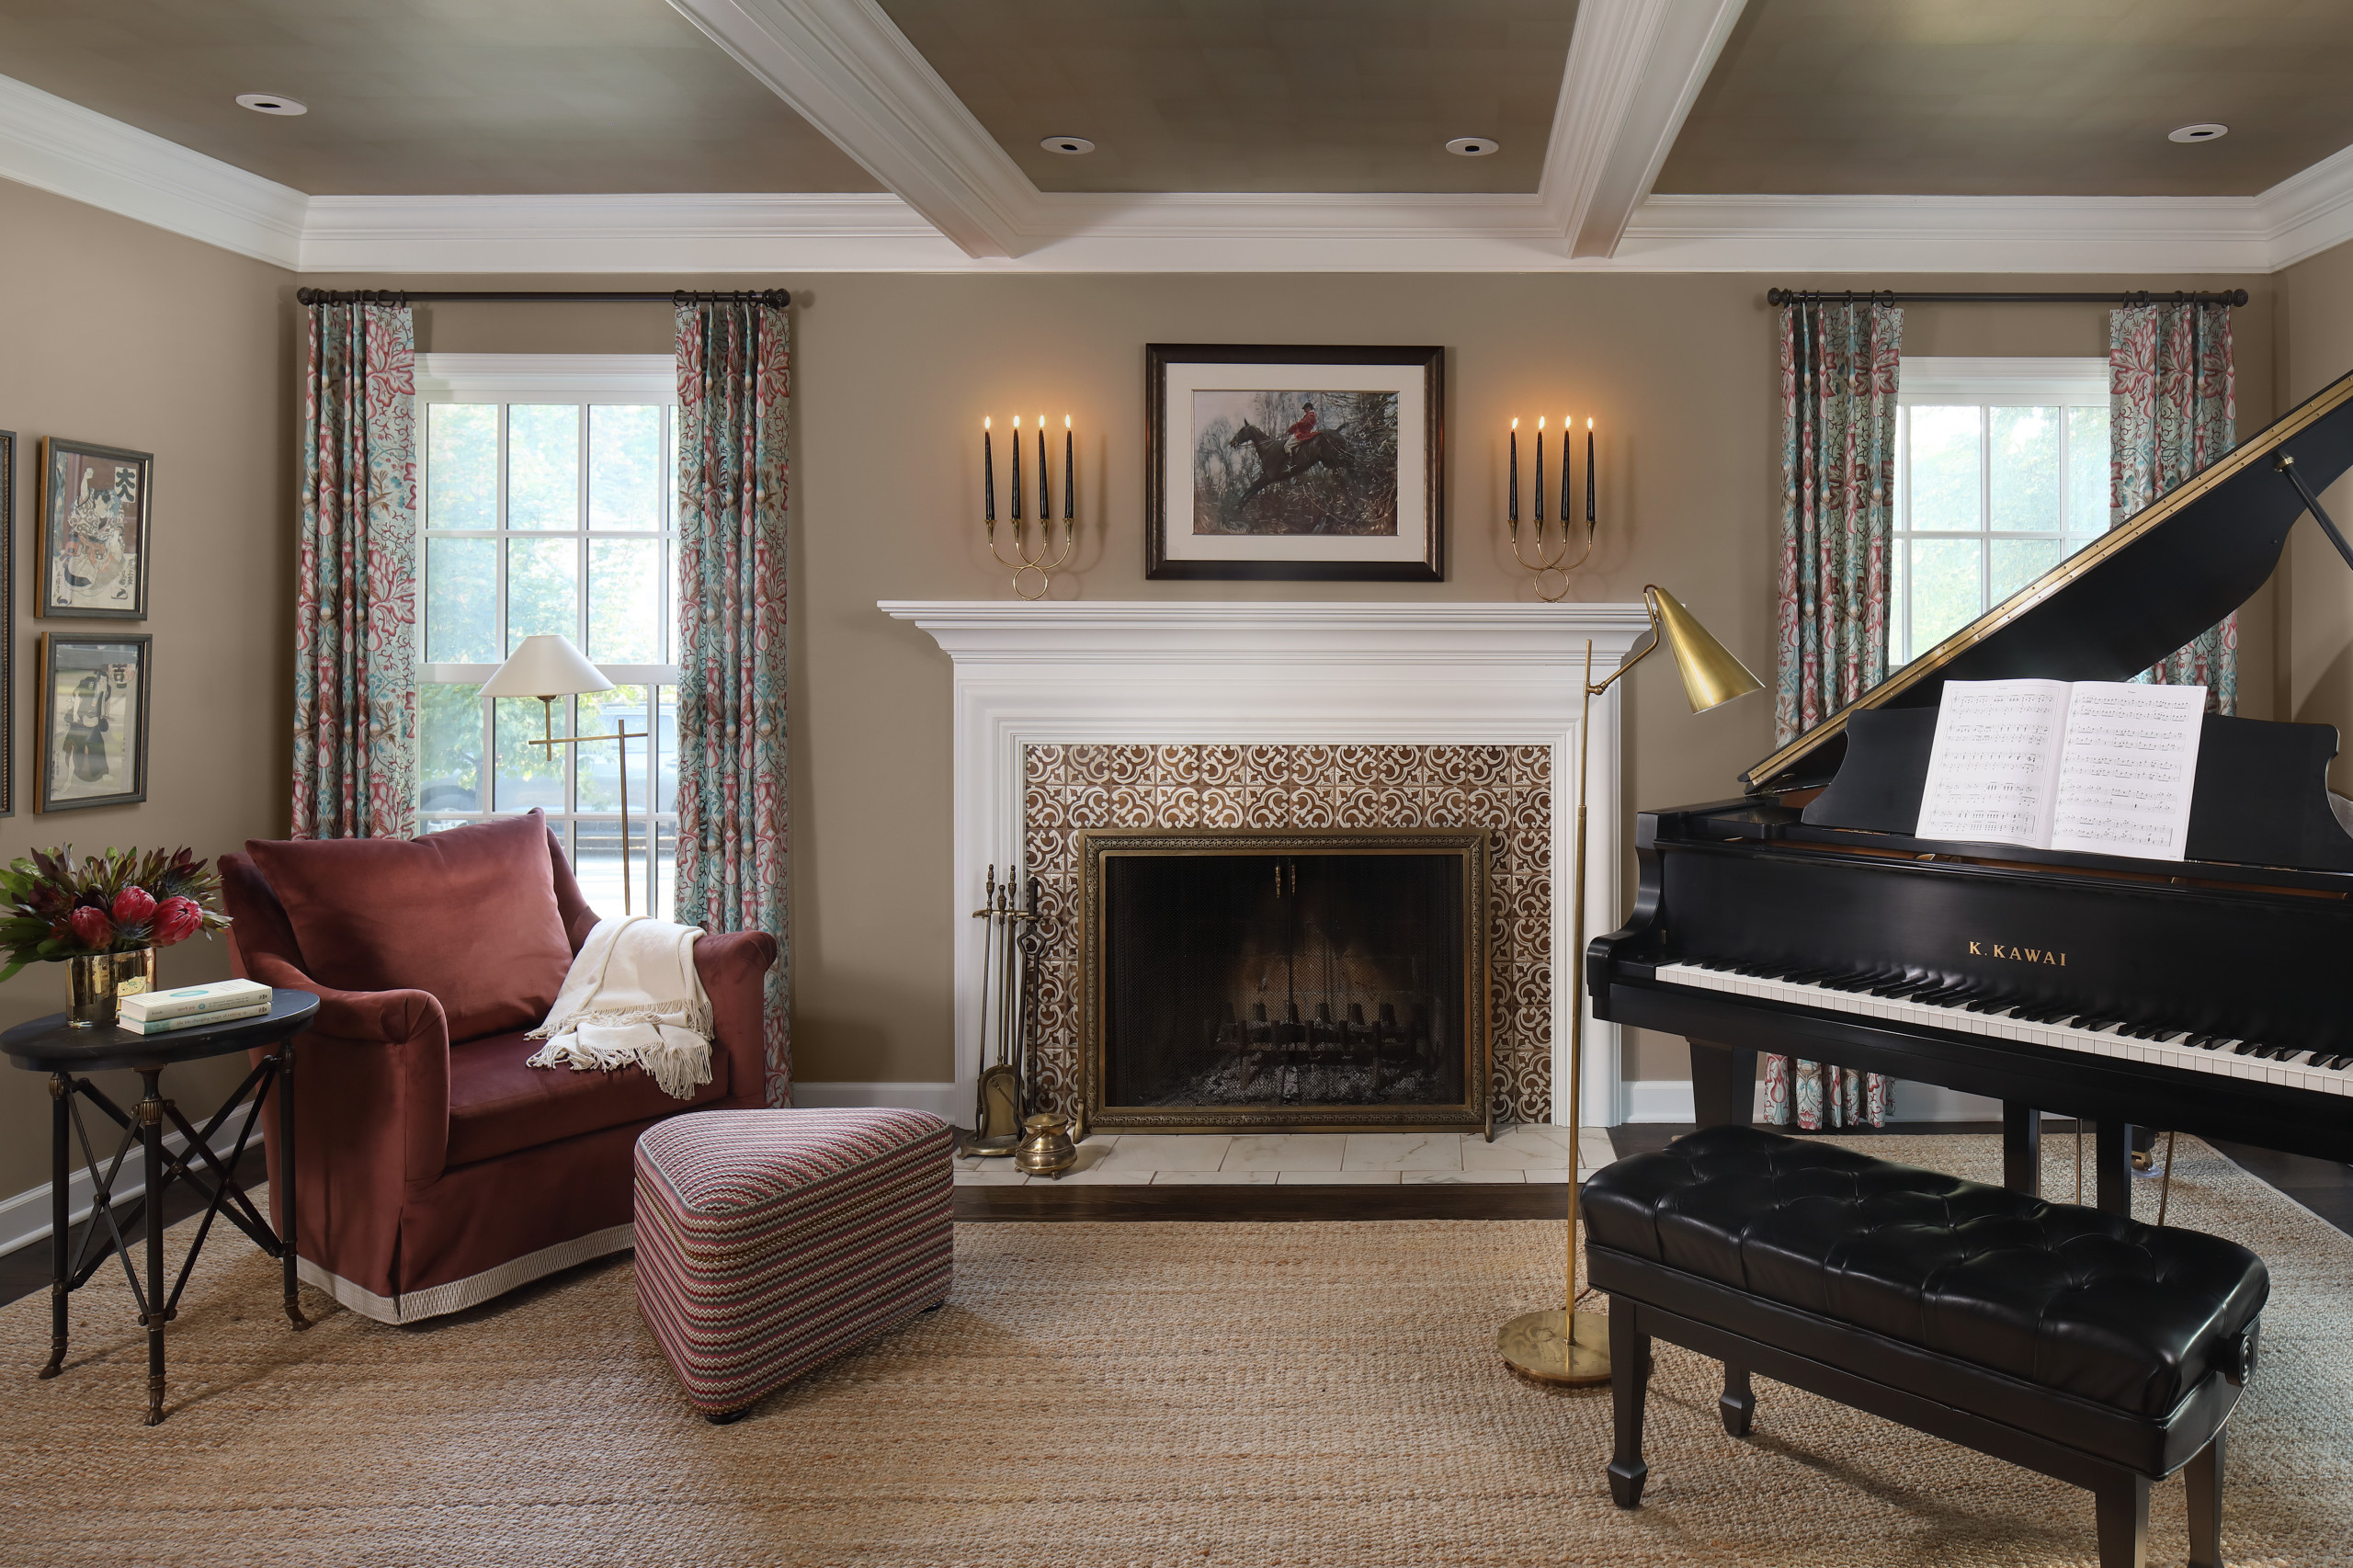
1590 368 2353 1214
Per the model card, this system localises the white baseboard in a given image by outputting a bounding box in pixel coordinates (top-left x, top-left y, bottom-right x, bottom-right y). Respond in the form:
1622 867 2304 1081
791 1081 963 1120
0 1107 251 1259
1620 1078 2017 1125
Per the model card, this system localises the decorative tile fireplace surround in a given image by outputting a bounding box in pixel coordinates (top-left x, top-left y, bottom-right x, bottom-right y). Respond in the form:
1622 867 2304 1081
885 601 1651 1131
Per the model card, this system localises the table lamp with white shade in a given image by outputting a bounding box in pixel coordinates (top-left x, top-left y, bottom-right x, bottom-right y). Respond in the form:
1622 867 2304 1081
480 633 642 915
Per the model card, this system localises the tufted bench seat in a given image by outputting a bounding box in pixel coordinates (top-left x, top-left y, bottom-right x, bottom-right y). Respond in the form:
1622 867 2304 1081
1583 1125 2267 1568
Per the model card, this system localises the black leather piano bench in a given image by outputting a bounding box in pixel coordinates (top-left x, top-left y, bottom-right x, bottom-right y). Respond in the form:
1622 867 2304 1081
1584 1125 2268 1568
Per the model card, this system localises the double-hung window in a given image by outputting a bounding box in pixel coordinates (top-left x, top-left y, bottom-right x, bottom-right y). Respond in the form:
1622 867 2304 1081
415 355 680 915
1892 358 2111 664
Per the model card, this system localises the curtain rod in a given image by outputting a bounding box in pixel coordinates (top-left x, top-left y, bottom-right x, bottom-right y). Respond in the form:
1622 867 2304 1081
1766 288 2247 307
294 288 790 306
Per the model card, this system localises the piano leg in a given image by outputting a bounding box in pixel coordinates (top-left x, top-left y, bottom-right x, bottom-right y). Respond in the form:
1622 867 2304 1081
2096 1117 2134 1216
2002 1103 2041 1197
1688 1040 1757 1129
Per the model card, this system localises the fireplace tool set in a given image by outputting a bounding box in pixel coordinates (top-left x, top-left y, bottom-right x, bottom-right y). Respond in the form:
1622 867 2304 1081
967 866 1076 1175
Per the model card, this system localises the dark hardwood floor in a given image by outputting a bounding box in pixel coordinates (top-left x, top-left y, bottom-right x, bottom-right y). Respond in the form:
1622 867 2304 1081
5 1125 2344 1311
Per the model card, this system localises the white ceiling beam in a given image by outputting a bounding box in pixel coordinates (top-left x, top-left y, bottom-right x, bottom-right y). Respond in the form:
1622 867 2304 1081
665 0 1040 259
1542 0 1748 258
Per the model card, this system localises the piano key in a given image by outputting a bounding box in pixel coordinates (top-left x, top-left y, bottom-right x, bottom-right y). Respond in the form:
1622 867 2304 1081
1647 960 2350 1099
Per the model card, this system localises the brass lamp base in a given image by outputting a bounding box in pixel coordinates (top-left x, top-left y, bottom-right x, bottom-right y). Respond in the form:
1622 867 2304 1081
1497 1307 1611 1386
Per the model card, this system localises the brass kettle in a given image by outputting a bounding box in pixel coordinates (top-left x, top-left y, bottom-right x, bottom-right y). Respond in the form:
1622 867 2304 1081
1014 1112 1078 1178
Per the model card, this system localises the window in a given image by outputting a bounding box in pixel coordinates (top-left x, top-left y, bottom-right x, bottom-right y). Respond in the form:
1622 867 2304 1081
415 356 679 915
1893 358 2110 664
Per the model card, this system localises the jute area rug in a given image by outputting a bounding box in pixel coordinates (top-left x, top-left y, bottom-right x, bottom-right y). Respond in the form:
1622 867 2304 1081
2 1134 2347 1567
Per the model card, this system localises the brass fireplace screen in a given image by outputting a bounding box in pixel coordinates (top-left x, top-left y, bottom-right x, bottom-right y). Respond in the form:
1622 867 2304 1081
1078 828 1491 1136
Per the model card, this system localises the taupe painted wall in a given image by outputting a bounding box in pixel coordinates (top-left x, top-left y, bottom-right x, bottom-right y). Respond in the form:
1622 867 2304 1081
315 267 2276 1090
2277 239 2353 790
0 180 296 1198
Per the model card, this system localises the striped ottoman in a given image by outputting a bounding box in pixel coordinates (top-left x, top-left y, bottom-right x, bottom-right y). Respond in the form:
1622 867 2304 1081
634 1108 954 1422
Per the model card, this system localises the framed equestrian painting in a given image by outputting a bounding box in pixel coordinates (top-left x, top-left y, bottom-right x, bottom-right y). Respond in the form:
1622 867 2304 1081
35 632 150 813
39 437 151 619
1145 344 1444 581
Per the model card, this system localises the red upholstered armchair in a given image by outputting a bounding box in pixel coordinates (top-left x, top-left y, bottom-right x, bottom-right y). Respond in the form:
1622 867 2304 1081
221 810 778 1324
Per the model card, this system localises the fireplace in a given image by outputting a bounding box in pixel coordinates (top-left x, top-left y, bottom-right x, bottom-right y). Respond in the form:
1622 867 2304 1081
1078 829 1490 1135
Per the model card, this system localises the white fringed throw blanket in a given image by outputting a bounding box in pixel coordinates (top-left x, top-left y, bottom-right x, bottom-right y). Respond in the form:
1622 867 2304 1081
526 916 712 1100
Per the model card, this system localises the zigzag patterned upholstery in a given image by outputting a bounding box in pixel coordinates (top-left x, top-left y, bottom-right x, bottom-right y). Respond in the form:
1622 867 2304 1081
1584 1124 2268 1415
635 1108 955 1420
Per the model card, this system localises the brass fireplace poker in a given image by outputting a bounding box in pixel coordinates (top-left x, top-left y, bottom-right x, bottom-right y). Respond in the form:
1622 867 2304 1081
1495 586 1761 1387
967 865 1042 1157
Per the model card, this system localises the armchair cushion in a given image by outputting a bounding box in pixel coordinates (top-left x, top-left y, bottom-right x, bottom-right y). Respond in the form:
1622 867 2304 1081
245 810 574 1042
447 1028 733 1169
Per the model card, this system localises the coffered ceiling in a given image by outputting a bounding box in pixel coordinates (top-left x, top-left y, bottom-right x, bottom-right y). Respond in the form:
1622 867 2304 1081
2 0 2351 275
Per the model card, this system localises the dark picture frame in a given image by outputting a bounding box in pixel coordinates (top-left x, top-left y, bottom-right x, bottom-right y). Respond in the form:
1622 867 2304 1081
39 437 152 620
1145 343 1444 581
36 632 150 813
0 431 13 817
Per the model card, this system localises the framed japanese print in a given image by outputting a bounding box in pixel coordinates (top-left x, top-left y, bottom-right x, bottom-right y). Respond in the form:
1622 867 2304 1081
1146 343 1444 581
40 437 151 619
36 633 150 812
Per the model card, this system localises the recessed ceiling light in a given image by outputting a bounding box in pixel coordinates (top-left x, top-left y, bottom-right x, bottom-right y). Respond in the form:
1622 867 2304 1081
236 93 306 116
2168 123 2227 143
1445 137 1499 157
1040 135 1094 154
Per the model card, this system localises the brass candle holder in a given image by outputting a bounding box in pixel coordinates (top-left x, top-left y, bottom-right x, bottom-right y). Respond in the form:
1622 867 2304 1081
983 414 1077 600
1506 415 1597 603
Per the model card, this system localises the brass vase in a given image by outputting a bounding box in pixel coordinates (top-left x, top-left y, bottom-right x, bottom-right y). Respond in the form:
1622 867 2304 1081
64 949 157 1029
1013 1113 1078 1178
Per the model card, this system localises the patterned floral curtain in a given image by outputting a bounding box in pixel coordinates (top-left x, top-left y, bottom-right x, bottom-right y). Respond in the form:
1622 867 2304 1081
1766 300 1901 1131
291 301 417 839
2111 302 2237 711
675 299 791 1108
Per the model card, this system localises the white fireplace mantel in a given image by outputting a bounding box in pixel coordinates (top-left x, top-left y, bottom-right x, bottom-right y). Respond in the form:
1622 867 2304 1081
882 599 1654 1128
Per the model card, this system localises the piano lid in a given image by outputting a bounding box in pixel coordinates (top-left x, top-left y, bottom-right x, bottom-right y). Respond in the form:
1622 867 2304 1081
1744 366 2353 794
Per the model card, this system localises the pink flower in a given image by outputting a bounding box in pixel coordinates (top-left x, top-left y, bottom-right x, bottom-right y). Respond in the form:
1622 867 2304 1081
153 898 203 948
69 906 114 952
112 886 155 927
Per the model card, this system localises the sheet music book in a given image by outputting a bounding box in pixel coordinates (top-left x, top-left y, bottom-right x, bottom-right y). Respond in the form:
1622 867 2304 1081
1915 679 2208 860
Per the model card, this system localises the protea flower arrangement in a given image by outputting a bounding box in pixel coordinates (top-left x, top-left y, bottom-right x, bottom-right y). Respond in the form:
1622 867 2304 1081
0 846 230 984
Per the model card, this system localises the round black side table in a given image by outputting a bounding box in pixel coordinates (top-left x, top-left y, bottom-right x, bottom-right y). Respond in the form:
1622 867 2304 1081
3 989 319 1426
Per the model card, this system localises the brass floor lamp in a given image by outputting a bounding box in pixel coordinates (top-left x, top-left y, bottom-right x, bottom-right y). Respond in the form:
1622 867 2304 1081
1497 586 1762 1385
481 633 642 916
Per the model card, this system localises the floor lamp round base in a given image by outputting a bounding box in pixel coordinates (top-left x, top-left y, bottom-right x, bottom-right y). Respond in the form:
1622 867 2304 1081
1497 1307 1611 1386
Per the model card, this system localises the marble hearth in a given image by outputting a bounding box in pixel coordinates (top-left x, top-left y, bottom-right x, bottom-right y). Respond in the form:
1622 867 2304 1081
951 1128 1617 1187
886 600 1653 1132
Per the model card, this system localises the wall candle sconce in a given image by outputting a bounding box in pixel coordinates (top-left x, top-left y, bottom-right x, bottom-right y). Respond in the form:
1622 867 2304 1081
1506 415 1599 602
983 413 1077 599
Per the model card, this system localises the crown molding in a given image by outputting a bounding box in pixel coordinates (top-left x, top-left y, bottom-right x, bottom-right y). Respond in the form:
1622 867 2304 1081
665 0 1035 258
2258 141 2353 271
0 72 304 268
1547 0 1747 258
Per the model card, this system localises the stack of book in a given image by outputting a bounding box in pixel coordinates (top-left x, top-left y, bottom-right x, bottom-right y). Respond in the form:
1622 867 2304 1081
117 978 273 1035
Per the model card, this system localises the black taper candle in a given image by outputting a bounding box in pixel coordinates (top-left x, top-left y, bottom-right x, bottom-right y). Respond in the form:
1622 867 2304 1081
1560 415 1572 522
983 420 995 522
1038 415 1049 522
1010 416 1023 522
1534 422 1546 525
1063 417 1074 520
1586 419 1596 524
1507 422 1518 524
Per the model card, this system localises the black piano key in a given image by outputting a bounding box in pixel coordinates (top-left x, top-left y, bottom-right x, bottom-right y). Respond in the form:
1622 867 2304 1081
2331 1056 2353 1071
2150 1029 2187 1043
2234 1040 2264 1055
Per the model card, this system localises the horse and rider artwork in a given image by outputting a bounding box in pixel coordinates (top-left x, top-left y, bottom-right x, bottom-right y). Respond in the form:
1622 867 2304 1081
1189 388 1400 537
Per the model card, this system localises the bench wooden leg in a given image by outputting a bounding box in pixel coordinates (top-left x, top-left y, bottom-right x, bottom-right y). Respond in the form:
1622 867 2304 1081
2185 1428 2223 1568
2094 1472 2149 1568
1607 1297 1652 1509
1719 1362 1755 1437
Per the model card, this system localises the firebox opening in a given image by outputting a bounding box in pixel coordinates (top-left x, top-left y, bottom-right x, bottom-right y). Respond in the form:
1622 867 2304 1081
1100 849 1468 1111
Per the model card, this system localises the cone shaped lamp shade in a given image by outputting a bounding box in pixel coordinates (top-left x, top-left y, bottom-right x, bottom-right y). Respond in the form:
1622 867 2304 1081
480 633 615 699
1644 585 1763 713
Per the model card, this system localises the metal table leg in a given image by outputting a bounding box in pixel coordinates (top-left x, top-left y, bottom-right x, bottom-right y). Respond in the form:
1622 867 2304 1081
42 1074 68 1381
278 1041 306 1330
138 1069 170 1426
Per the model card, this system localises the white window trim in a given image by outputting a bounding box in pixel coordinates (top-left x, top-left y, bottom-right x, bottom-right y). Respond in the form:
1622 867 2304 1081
414 352 682 912
1893 356 2111 663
